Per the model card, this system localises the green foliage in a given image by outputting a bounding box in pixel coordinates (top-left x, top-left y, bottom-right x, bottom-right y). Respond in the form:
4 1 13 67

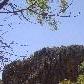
26 0 49 13
79 61 84 75
26 0 70 30
60 0 68 13
77 75 84 84
26 0 51 27
76 62 84 84
25 0 74 30
28 0 48 8
60 75 84 84
60 79 72 84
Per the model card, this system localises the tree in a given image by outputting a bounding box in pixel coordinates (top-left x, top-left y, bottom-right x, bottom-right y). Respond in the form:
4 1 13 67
0 0 72 67
0 0 9 9
0 24 29 72
0 0 75 30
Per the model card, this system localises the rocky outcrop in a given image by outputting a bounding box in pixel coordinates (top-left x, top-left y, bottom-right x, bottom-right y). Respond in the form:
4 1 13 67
0 79 3 84
2 45 84 84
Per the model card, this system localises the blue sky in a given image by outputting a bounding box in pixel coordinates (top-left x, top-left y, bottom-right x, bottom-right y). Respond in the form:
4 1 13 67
0 0 84 79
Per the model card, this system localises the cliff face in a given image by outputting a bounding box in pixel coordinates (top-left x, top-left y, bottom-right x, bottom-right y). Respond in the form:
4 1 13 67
2 45 84 84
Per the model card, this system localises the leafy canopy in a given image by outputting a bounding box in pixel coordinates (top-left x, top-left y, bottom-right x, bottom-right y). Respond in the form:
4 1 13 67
26 0 69 30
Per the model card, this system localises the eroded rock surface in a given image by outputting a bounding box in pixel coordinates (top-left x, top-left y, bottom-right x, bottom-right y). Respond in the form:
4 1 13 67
2 45 84 84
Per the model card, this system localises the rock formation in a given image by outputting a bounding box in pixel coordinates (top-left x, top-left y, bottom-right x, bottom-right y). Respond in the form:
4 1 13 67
2 45 84 84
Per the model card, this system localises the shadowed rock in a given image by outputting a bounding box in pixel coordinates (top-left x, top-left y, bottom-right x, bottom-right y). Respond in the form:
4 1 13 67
2 45 84 84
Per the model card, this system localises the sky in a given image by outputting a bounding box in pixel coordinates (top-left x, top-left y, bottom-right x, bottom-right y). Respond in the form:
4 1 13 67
0 0 84 79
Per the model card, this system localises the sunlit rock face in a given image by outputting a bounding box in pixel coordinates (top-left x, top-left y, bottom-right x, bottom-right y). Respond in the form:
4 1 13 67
2 45 84 84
